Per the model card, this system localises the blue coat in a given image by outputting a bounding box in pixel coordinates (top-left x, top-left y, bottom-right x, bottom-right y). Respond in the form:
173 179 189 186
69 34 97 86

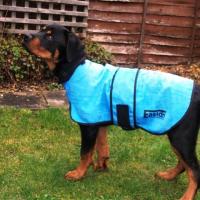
63 60 194 135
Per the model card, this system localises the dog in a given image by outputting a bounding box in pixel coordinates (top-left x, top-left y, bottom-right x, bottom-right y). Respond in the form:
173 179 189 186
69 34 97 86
23 24 200 200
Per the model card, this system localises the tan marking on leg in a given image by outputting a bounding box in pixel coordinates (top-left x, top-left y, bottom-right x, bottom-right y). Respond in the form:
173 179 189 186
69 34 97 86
65 150 94 180
171 148 198 200
156 146 185 180
156 161 184 181
95 127 109 171
179 165 198 200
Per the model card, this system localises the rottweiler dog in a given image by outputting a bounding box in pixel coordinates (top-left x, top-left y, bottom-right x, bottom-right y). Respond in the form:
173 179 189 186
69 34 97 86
23 24 200 200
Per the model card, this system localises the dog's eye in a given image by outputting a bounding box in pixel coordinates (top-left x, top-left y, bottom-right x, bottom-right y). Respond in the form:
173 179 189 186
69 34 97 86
46 31 52 39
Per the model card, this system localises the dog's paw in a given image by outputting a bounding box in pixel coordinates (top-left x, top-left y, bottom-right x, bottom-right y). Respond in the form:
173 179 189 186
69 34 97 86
94 157 109 172
155 171 176 181
64 169 85 181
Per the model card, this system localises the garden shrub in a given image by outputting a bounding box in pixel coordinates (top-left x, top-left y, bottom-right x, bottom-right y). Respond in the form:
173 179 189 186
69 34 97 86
0 35 114 83
0 35 49 83
84 38 113 65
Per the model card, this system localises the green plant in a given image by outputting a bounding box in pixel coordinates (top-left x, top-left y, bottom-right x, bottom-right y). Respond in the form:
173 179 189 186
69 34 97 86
84 38 114 65
47 83 63 91
0 35 47 83
0 35 114 84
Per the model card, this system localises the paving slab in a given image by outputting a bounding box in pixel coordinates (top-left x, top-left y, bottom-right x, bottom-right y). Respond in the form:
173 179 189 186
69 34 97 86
42 90 68 108
0 90 69 109
0 92 46 109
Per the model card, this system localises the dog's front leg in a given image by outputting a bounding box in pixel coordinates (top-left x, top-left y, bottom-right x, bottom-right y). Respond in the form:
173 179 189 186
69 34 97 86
95 127 110 171
65 124 99 180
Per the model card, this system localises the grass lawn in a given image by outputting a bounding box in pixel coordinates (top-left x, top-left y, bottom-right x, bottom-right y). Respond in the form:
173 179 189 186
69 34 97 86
0 107 200 200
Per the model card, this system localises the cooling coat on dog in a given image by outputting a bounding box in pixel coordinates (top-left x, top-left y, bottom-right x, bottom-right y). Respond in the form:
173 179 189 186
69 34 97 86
63 60 194 135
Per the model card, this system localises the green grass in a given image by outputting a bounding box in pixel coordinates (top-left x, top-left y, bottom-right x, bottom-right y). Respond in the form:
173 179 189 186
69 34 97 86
0 107 200 200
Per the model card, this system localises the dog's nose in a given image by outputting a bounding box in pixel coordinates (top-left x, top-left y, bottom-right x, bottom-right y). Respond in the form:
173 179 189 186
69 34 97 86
23 34 33 43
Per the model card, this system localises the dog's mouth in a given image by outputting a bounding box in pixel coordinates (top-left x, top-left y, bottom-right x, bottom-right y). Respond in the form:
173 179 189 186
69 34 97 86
23 34 59 70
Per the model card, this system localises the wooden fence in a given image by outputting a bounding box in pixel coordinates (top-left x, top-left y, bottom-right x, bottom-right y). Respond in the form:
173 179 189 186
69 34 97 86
0 0 89 36
88 0 200 66
0 0 200 66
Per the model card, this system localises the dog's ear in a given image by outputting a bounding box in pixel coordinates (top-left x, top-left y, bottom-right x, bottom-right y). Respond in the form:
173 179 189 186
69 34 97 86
65 31 83 62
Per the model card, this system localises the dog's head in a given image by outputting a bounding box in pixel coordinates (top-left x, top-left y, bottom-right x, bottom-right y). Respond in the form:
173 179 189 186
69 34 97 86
23 24 85 71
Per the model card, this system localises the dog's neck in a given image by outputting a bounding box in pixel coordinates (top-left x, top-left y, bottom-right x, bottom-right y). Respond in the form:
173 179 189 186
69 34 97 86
53 53 86 83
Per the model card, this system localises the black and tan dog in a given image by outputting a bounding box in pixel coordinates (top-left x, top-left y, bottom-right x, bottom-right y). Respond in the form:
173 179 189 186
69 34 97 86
23 24 200 200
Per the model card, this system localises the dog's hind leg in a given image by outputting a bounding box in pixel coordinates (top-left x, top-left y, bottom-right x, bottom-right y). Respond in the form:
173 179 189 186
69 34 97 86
65 125 99 180
94 127 110 171
167 108 200 200
169 143 200 200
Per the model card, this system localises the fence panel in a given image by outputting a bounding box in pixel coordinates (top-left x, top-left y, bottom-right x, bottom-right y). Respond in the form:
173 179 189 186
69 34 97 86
88 0 200 66
0 0 89 36
0 0 200 65
88 0 144 65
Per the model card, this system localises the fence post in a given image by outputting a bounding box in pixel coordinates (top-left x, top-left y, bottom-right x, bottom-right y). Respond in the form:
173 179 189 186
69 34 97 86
24 1 29 31
190 0 199 64
60 4 65 22
36 2 41 30
49 2 53 22
0 0 2 31
83 2 88 37
11 0 16 30
137 0 148 67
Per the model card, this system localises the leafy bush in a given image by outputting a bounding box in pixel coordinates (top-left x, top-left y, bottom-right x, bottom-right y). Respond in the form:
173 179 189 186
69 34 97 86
85 38 113 64
0 35 114 83
0 35 49 83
